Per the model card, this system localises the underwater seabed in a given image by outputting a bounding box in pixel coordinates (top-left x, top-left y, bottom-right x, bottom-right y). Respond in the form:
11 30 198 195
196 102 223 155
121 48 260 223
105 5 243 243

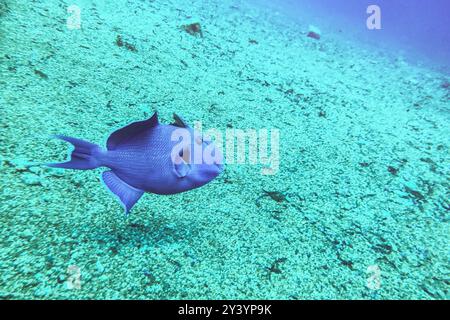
0 0 449 299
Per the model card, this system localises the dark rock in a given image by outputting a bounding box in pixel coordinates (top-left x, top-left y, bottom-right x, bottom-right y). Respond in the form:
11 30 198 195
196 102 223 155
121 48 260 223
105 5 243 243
285 88 294 95
34 69 48 79
263 190 287 203
116 35 137 52
404 186 425 201
307 31 320 40
340 259 353 270
116 35 123 47
373 243 393 254
359 162 370 167
181 22 203 37
125 42 137 52
387 166 398 175
307 25 321 40
267 258 287 274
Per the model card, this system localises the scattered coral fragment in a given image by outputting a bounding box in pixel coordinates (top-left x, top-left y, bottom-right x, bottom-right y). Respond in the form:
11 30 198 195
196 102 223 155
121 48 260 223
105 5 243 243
21 172 43 186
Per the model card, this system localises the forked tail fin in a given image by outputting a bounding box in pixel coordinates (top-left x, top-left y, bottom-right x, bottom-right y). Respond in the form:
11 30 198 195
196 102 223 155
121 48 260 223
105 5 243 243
47 135 102 170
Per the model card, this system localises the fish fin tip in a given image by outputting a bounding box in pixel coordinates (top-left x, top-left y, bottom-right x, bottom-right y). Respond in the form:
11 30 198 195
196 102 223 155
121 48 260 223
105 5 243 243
172 113 188 128
101 171 144 214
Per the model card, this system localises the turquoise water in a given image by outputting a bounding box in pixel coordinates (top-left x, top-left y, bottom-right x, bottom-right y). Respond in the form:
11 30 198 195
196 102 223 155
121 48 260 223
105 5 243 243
0 0 449 299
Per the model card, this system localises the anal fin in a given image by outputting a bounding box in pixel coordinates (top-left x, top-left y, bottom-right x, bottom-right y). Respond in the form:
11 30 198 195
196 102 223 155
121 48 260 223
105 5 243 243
101 171 144 214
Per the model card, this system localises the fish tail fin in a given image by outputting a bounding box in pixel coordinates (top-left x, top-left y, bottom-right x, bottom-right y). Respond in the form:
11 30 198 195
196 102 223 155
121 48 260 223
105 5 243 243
47 135 102 170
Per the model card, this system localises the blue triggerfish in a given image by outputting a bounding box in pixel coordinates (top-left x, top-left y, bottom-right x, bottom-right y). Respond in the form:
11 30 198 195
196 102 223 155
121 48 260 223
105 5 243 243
47 112 224 213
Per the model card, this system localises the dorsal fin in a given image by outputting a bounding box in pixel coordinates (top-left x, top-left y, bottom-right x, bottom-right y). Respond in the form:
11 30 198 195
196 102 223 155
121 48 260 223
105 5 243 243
107 112 158 150
172 113 188 128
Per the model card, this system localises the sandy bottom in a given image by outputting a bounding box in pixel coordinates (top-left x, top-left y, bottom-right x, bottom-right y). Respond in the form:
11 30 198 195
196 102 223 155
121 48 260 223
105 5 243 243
0 0 449 299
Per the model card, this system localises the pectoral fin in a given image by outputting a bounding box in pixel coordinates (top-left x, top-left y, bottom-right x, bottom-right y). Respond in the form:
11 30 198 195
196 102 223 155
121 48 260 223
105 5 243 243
101 171 144 214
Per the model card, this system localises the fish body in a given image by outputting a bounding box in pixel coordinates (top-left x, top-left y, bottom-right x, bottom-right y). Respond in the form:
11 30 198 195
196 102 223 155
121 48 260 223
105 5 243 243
48 112 223 213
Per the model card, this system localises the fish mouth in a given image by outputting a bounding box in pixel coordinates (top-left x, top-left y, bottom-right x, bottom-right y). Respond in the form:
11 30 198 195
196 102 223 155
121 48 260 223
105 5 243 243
214 162 224 175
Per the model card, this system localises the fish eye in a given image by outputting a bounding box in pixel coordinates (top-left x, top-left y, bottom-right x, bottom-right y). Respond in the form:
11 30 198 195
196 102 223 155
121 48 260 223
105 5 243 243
179 146 190 163
195 136 203 145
